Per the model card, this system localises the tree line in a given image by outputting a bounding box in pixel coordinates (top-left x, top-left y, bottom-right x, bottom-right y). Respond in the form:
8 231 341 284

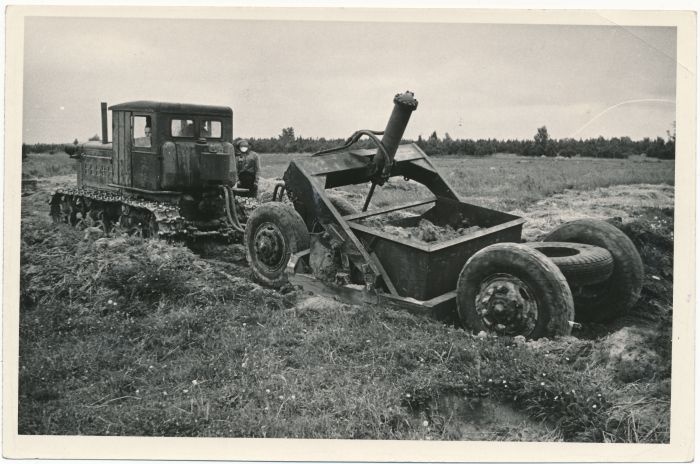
249 125 676 159
22 138 83 159
23 125 676 160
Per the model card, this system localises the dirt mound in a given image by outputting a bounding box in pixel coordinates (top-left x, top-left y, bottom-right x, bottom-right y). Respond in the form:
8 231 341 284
619 207 674 312
601 208 674 335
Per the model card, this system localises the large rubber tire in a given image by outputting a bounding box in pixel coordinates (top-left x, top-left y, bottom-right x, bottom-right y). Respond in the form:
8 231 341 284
245 202 310 288
544 219 644 322
457 243 574 339
524 241 614 287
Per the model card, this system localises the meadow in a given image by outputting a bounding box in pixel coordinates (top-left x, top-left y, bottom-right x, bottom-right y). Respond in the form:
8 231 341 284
22 150 674 210
18 150 675 442
22 152 79 178
260 152 674 210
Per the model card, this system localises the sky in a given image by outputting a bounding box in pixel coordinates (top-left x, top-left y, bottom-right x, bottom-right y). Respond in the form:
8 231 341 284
22 16 677 143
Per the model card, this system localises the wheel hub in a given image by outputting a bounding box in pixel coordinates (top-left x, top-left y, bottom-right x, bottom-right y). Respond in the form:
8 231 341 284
475 274 538 336
254 223 286 269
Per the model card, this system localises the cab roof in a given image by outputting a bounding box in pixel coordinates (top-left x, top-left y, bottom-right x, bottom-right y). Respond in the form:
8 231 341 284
108 101 232 117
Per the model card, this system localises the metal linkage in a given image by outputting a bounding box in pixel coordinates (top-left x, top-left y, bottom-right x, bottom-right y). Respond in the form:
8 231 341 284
272 183 286 202
311 129 391 164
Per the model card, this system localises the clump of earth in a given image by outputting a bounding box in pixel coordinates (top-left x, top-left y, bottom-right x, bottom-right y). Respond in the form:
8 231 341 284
362 216 481 243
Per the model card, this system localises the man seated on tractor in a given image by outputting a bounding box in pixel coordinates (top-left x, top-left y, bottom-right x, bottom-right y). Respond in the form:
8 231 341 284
134 123 152 147
200 122 211 138
234 138 260 198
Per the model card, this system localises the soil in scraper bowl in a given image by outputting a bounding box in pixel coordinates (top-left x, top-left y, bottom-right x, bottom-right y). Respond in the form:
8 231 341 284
361 214 482 244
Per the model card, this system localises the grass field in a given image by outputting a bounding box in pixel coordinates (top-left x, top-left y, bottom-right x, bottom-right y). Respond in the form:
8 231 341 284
260 152 674 210
22 152 78 178
18 151 675 442
22 151 674 211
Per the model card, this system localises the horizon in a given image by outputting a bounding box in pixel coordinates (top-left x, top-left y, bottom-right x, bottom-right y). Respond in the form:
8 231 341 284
24 130 674 146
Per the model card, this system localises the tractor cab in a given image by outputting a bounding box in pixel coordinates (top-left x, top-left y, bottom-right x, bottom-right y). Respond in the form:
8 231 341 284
77 101 237 200
107 101 236 194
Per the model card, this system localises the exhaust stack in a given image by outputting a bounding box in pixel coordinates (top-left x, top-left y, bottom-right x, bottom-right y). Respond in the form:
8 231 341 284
101 102 108 144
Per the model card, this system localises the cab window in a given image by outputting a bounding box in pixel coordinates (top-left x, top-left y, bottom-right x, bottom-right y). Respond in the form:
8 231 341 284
200 120 222 139
171 118 195 137
133 116 152 148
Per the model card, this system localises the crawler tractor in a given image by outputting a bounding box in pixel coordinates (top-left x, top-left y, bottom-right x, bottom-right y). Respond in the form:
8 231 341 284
50 101 247 239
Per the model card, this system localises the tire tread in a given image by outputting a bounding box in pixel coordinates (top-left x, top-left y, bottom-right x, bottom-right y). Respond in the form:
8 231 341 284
245 202 310 287
457 243 574 339
544 219 644 322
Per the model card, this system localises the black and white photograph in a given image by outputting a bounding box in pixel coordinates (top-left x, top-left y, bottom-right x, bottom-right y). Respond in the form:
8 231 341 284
3 5 695 462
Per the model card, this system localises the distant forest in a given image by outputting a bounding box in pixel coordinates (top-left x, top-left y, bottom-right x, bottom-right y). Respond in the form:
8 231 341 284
23 125 676 160
247 125 676 159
